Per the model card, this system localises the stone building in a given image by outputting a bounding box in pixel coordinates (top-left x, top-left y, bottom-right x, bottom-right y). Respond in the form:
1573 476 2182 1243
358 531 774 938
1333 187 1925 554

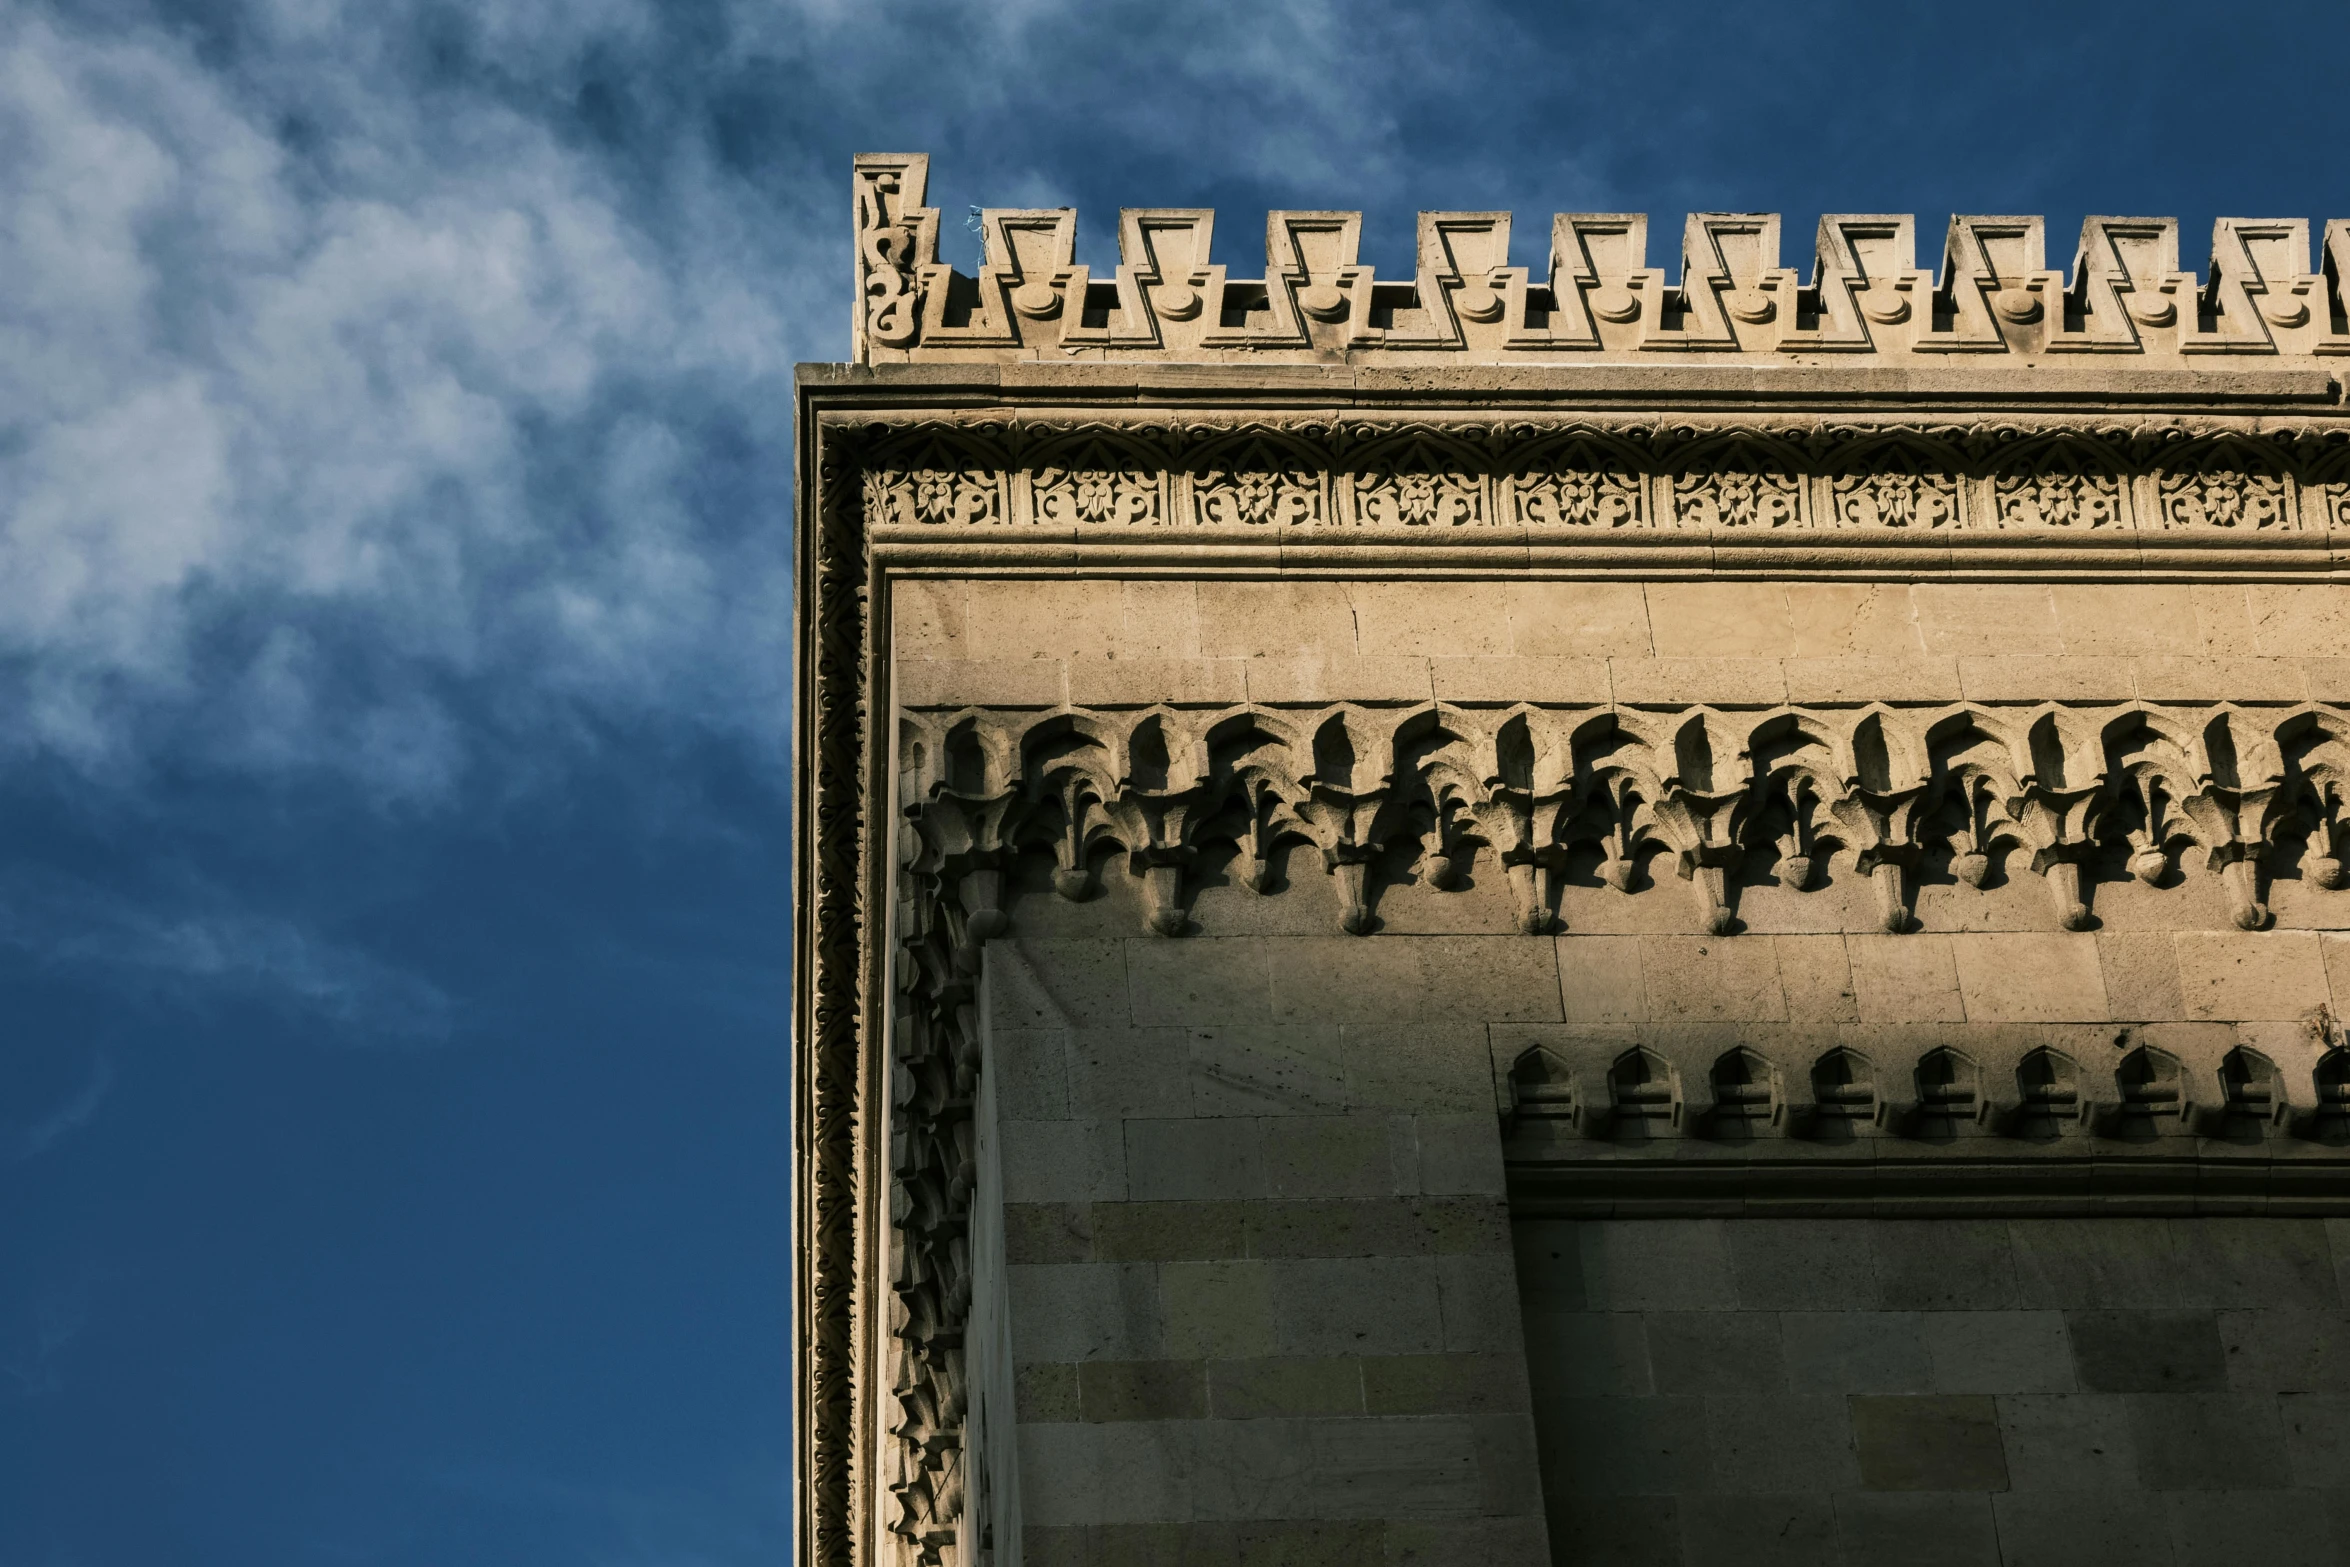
795 155 2350 1565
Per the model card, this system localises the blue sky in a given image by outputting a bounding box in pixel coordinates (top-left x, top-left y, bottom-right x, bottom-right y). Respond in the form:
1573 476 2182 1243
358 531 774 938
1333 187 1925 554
2 1 2347 1561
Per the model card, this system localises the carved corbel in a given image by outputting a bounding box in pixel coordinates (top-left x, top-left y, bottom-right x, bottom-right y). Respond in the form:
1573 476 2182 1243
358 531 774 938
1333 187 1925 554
2177 710 2291 930
1826 711 1933 933
1647 711 1759 935
2281 709 2350 890
1096 711 1220 937
1449 706 1575 933
1291 708 1410 935
2003 707 2112 930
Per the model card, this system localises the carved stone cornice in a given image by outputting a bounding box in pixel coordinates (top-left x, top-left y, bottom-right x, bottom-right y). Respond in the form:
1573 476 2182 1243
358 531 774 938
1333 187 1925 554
1500 1020 2350 1217
901 700 2350 939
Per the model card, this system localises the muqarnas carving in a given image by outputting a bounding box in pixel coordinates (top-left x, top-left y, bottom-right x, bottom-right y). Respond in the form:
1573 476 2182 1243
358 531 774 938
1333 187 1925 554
900 700 2350 939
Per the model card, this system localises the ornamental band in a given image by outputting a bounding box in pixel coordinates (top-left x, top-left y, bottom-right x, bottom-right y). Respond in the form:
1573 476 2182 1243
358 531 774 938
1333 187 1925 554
795 156 2350 1566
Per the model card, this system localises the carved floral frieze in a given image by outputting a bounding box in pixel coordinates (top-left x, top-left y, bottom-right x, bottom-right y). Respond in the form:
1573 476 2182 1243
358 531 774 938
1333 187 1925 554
848 417 2347 538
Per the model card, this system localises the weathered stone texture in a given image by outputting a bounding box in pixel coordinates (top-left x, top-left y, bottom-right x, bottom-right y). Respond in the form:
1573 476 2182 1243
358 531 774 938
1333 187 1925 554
1519 1216 2350 1565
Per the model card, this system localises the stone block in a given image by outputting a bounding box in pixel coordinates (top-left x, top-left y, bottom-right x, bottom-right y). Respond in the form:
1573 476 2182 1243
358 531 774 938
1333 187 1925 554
1125 1117 1266 1201
1832 1492 2002 1567
1707 1394 1861 1492
1948 933 2110 1022
1063 654 1246 707
963 579 1138 661
1850 1395 2009 1491
1418 937 1571 1022
2218 1308 2350 1393
992 1027 1074 1120
897 655 1067 707
1003 1117 1129 1204
2127 1392 2289 1490
1178 1414 1485 1520
1269 1257 1445 1357
1126 937 1274 1025
2066 1310 2227 1393
2279 1392 2350 1488
1245 653 1435 704
995 939 1132 1028
2173 930 2331 1021
2170 1219 2341 1310
1439 1252 1530 1354
1781 1311 1930 1394
1009 1262 1167 1364
1678 1494 1839 1566
1786 582 1924 658
1205 1354 1362 1419
1544 1395 1711 1496
1647 1310 1785 1396
1016 1421 1183 1526
1774 935 1860 1022
1874 1219 2018 1310
1089 1200 1248 1262
891 578 967 659
1513 1219 1589 1309
1646 582 1794 659
1079 1359 1209 1422
1018 1361 1082 1422
2249 584 2350 659
1543 1498 1681 1567
1958 654 2134 702
1729 1218 1883 1310
1989 1491 2178 1567
1429 654 1610 703
1249 1195 1502 1260
1413 1113 1507 1197
1638 935 1788 1021
1848 935 1966 1023
1341 1022 1499 1113
1262 1114 1406 1199
1578 1219 1738 1311
1915 584 2061 656
1160 1260 1275 1359
1608 656 1789 705
1920 1311 2076 1395
1782 655 1963 704
1196 580 1361 659
1387 1515 1553 1567
1185 1023 1349 1115
2130 655 2307 703
2098 933 2189 1021
1507 581 1654 659
1346 581 1513 657
2011 1218 2181 1309
1522 1311 1655 1397
1005 1201 1097 1265
1994 1392 2138 1490
2162 1489 2338 1567
1362 1351 1532 1415
2051 583 2201 656
1067 1026 1195 1118
1557 935 1646 1023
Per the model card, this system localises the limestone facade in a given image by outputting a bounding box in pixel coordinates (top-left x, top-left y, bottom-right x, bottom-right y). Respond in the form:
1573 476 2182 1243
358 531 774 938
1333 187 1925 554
798 155 2350 1566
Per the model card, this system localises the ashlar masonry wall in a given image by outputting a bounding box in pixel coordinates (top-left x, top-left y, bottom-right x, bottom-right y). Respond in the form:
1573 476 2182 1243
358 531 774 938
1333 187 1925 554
900 575 2350 1567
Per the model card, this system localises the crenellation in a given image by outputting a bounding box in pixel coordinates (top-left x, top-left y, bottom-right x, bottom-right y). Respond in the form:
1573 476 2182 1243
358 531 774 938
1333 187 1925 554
856 154 2350 368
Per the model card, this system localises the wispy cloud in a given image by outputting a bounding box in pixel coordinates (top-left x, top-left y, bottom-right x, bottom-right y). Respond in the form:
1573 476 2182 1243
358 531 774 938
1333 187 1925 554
0 869 453 1041
8 1052 115 1162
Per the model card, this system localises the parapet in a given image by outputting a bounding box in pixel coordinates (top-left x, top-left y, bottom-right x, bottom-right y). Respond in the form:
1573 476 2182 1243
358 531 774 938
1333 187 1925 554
853 153 2350 369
